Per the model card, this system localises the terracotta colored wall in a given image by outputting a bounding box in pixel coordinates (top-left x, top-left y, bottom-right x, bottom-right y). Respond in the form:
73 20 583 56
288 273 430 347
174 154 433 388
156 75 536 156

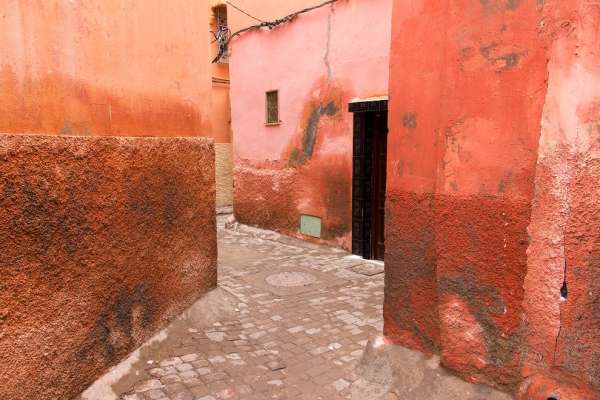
230 0 392 249
385 0 600 397
0 135 217 400
0 0 212 137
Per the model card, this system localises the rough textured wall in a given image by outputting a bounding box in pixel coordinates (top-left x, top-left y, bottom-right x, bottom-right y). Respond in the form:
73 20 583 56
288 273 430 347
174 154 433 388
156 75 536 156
0 135 217 400
385 0 600 397
230 0 392 249
0 0 212 137
215 143 234 207
520 0 600 397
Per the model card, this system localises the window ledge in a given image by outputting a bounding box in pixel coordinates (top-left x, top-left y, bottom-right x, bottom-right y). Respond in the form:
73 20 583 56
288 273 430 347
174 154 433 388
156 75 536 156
265 122 282 126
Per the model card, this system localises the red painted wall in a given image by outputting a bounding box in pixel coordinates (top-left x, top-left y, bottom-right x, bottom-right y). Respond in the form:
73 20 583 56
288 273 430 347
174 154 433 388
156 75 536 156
230 0 392 249
0 0 213 138
385 0 600 397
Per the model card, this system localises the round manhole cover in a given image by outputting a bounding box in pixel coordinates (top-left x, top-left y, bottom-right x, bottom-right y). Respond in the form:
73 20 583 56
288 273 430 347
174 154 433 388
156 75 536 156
265 271 319 287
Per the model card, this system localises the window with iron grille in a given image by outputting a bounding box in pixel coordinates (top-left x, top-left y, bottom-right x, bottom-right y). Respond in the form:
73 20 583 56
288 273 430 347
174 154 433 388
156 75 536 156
212 5 229 63
266 90 279 124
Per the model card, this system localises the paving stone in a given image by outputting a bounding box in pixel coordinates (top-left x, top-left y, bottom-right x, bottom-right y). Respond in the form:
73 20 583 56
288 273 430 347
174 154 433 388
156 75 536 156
117 215 384 400
135 379 163 393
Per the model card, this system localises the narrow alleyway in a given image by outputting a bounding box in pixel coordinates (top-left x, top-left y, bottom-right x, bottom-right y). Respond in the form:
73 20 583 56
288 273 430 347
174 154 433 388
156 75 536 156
114 215 384 400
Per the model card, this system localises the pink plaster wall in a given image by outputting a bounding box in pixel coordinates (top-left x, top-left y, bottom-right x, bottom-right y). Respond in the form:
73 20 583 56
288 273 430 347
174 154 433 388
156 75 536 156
230 0 392 249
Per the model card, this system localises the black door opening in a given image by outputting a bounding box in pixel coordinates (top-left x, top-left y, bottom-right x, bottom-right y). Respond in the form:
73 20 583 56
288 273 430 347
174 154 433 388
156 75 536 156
349 99 388 261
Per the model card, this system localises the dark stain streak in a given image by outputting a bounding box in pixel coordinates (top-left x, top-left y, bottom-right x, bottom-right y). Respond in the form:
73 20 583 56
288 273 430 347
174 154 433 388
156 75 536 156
385 208 440 354
321 163 351 239
78 284 155 363
289 101 340 167
7 177 91 256
498 171 513 193
506 0 520 10
480 0 521 13
403 113 417 129
480 44 523 72
127 170 191 230
439 269 521 371
385 206 393 225
479 44 496 60
499 52 521 70
466 222 480 250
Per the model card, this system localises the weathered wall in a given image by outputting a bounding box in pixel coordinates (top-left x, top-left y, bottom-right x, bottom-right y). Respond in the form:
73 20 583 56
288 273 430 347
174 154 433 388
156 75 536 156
0 0 236 207
216 142 234 207
385 0 600 397
520 0 600 397
0 0 212 137
0 135 217 400
230 0 392 249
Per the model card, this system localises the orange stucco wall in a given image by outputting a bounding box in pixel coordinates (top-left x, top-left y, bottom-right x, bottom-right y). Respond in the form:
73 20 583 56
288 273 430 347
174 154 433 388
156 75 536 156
0 0 213 138
384 0 600 398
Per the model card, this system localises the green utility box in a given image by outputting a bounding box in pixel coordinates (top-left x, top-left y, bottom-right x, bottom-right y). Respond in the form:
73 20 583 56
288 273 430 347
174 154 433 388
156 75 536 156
300 214 322 238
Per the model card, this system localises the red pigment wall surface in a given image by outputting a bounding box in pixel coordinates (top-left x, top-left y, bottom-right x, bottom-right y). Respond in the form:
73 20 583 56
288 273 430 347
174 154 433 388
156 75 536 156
386 0 600 397
230 0 392 250
521 0 600 396
0 0 213 138
0 135 217 400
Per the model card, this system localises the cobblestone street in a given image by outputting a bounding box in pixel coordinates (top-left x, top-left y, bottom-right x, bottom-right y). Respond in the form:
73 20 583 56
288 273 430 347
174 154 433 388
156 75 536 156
115 215 384 400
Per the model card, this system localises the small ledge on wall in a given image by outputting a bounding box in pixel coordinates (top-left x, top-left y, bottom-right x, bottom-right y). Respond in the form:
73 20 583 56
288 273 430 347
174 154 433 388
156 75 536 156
265 121 282 126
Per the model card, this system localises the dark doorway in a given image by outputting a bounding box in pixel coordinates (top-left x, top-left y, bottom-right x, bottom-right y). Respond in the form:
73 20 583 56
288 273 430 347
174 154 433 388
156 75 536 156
349 99 388 261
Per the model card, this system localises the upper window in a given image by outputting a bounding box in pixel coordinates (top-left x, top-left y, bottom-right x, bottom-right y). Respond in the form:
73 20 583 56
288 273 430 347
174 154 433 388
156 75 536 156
211 5 229 63
266 90 279 125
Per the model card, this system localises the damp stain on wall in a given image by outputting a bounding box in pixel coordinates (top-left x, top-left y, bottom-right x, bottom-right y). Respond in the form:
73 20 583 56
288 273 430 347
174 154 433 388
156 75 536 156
289 100 341 167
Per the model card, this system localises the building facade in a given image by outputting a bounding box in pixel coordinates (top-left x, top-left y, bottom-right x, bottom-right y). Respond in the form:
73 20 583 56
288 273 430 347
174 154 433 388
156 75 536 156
229 0 600 397
385 0 600 398
0 0 234 206
0 2 221 398
230 0 393 252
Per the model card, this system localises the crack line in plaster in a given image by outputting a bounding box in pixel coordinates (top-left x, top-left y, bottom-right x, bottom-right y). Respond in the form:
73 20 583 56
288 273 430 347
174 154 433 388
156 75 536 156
551 158 575 365
324 6 332 80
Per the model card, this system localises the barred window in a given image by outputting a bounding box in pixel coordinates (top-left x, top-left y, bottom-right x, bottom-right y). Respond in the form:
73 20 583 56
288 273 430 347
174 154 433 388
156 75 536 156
266 90 279 125
212 5 229 63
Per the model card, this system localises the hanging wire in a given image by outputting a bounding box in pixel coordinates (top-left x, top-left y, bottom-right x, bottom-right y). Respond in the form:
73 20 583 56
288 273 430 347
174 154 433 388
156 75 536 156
226 0 264 23
212 0 339 63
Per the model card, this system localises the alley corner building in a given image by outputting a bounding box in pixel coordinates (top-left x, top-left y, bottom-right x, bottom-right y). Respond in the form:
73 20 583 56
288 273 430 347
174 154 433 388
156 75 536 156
230 0 600 398
231 0 393 259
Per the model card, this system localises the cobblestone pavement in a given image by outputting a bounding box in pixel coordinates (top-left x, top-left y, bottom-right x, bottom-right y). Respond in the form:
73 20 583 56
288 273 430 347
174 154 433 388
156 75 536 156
118 216 384 400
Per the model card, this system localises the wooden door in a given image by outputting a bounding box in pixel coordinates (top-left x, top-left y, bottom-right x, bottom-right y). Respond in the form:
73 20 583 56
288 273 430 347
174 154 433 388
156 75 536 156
371 112 388 261
350 100 388 261
352 113 373 258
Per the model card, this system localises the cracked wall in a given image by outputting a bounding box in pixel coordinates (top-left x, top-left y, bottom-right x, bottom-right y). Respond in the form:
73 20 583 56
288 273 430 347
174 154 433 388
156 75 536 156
230 0 392 250
0 135 217 400
385 0 600 397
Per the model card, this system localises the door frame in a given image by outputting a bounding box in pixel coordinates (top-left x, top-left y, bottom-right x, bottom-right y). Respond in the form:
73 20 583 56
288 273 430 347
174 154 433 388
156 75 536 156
349 98 388 260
